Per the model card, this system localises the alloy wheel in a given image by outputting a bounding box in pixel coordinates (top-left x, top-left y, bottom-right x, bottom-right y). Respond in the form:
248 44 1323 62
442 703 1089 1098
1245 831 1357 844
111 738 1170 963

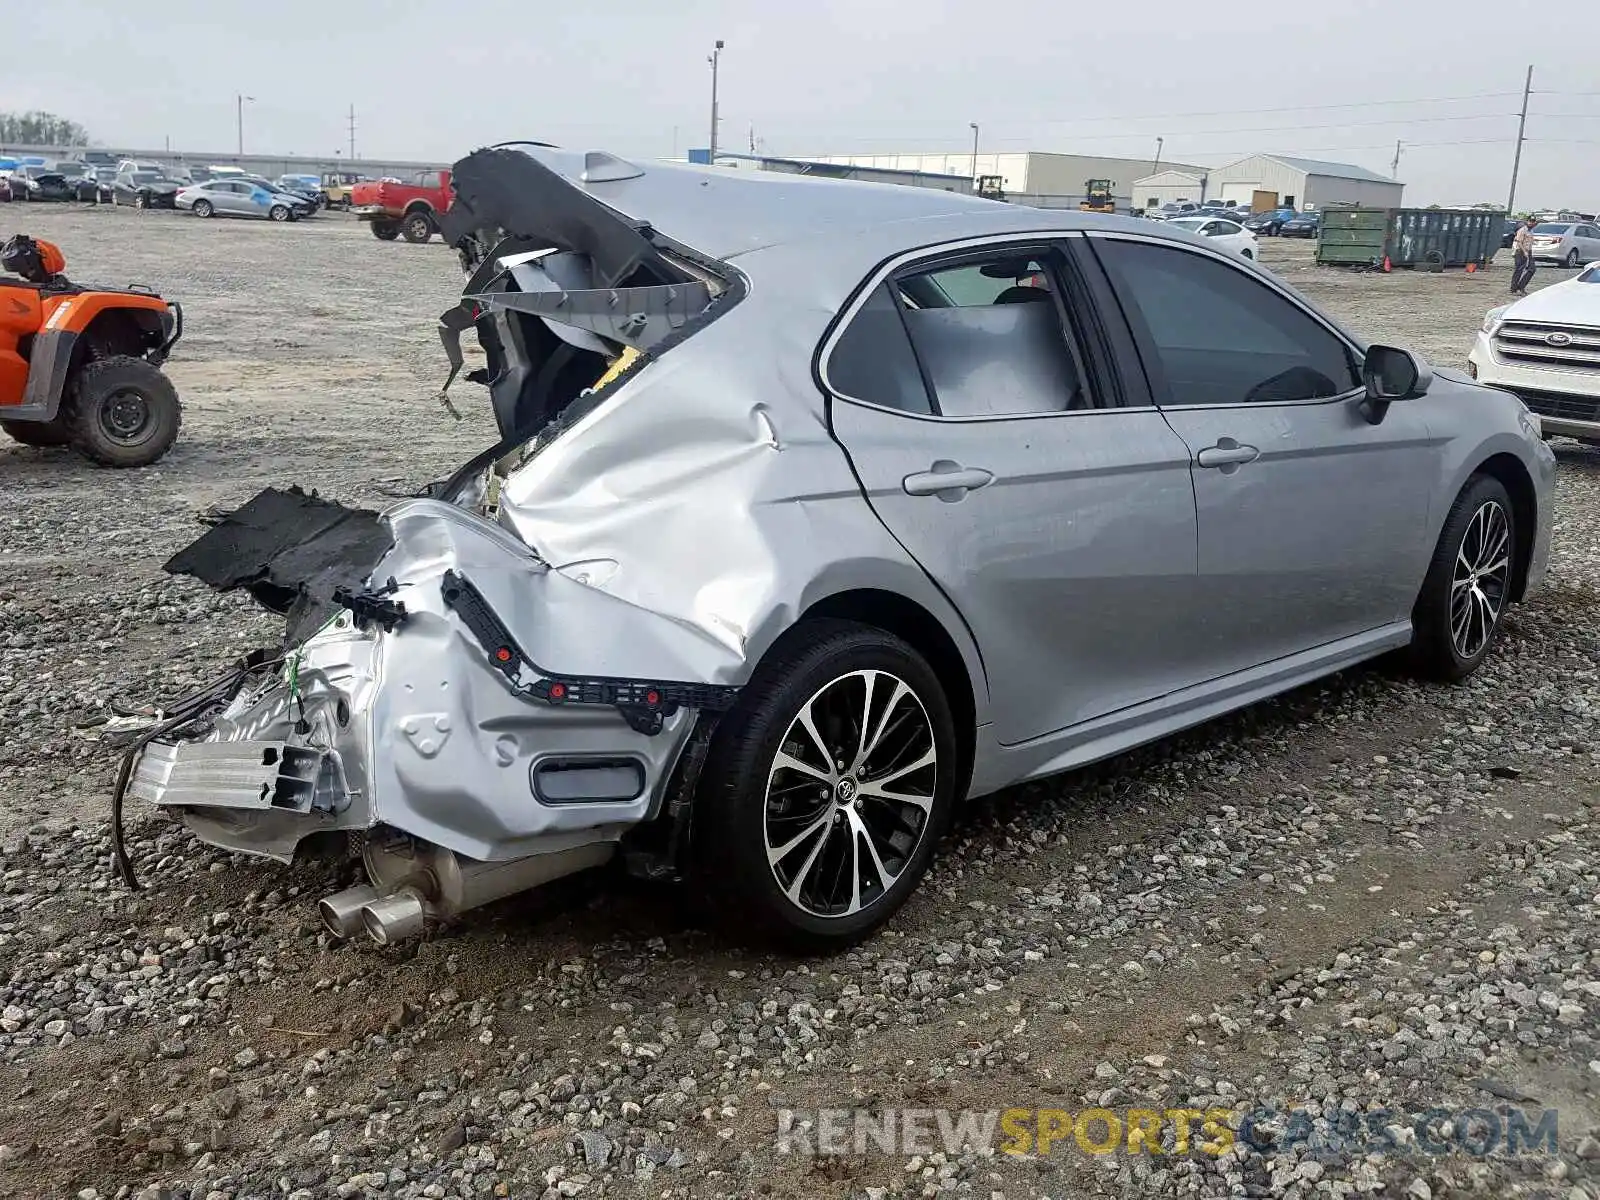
764 669 938 919
1450 499 1510 660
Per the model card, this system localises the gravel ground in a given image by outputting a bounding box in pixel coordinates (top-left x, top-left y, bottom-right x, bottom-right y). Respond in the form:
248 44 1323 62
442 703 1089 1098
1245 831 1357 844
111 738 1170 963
0 207 1596 1200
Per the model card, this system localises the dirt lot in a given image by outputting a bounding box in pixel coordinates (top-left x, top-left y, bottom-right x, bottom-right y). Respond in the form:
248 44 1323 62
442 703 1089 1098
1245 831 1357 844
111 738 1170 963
0 206 1596 1200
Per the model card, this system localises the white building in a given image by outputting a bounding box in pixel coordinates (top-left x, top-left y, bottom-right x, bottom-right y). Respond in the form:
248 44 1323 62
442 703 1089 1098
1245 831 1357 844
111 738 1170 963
804 150 1206 210
1203 154 1403 210
1131 170 1206 211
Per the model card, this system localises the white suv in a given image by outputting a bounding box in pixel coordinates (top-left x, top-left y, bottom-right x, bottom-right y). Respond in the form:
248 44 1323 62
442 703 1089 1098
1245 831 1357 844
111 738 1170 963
1469 261 1600 440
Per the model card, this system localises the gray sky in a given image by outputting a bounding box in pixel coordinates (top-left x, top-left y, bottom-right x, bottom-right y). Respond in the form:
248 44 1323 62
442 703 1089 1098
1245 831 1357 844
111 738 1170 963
15 0 1599 207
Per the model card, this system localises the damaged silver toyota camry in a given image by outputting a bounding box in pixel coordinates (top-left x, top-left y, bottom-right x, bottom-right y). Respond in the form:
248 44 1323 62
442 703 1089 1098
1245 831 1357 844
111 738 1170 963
123 145 1555 950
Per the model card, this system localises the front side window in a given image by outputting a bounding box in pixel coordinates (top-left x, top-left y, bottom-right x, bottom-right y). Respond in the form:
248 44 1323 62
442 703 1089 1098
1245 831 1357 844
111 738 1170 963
827 248 1095 419
1097 239 1359 407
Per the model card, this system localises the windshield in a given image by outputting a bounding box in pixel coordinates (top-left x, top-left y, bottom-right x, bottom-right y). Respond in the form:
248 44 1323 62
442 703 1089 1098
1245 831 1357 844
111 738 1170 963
1580 264 1600 283
1533 223 1573 235
1167 218 1206 231
130 172 162 184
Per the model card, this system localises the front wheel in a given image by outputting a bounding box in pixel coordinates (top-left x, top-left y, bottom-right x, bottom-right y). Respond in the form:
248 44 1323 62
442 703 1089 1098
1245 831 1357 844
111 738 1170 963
1409 474 1516 681
65 356 182 468
692 621 957 950
192 199 214 218
401 211 434 243
134 191 149 210
269 204 291 222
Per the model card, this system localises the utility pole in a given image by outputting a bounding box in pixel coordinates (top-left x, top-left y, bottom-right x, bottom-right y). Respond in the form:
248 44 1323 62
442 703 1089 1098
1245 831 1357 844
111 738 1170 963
236 94 254 156
707 40 724 163
1506 64 1533 216
1391 139 1403 178
1152 136 1164 175
970 122 979 181
348 105 357 162
749 123 756 154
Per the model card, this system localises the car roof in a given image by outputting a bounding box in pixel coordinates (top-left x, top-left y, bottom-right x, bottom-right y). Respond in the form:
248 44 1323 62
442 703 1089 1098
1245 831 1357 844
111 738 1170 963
496 145 1161 262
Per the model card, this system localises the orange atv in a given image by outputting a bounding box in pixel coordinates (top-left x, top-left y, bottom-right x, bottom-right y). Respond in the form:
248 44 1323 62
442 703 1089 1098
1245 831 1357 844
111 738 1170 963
0 234 182 467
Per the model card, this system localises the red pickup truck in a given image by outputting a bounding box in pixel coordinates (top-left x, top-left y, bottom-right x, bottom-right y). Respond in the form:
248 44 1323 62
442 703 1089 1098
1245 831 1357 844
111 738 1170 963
349 168 452 243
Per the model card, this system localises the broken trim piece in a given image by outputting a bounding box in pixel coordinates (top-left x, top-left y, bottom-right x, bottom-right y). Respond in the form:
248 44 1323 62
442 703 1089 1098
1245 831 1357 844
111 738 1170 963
439 570 739 735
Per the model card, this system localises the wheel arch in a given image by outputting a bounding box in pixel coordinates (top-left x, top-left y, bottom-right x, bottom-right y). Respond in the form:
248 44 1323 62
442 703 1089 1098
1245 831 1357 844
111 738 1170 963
1472 451 1537 601
799 588 979 800
402 201 436 221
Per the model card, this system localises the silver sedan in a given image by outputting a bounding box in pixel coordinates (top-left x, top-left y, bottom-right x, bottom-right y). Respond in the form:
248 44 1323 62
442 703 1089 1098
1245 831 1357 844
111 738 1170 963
174 178 310 221
130 146 1554 952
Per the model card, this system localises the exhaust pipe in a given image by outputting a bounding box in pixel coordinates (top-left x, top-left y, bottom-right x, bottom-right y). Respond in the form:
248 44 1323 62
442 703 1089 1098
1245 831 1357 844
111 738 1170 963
319 838 616 946
360 888 427 945
318 884 382 938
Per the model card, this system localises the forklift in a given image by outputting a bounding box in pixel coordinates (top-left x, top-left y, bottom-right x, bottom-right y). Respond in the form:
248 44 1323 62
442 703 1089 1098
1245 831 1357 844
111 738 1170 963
1079 179 1116 214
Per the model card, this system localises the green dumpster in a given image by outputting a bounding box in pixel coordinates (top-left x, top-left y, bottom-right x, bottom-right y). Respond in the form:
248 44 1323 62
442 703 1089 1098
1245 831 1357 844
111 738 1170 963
1316 207 1505 268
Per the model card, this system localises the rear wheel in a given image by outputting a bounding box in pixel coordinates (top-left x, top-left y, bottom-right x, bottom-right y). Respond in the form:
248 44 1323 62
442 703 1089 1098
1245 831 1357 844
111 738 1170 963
1566 249 1581 268
65 356 182 468
1 417 73 448
371 219 400 241
1410 474 1516 681
192 199 214 218
401 211 434 243
692 621 957 950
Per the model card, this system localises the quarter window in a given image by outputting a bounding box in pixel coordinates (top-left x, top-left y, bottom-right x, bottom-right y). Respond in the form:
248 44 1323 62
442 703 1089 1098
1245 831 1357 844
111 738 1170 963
1097 239 1359 407
828 282 934 416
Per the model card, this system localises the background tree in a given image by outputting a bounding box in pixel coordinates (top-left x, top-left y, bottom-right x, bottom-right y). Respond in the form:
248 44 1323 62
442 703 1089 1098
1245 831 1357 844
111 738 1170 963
0 111 92 146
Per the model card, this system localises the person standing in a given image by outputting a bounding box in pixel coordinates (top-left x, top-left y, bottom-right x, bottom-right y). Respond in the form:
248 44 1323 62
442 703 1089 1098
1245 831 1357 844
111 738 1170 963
1511 217 1538 296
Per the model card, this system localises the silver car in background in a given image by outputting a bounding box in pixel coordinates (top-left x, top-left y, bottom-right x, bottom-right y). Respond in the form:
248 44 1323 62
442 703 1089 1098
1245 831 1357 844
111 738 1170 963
128 146 1555 952
175 177 311 221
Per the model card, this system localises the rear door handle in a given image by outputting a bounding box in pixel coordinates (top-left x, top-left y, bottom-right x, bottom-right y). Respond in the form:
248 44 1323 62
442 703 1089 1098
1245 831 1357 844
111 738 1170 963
903 460 996 500
1195 439 1260 470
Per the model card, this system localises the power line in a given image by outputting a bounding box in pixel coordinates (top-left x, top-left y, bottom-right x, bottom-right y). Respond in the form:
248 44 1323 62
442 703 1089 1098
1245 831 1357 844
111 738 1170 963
1025 90 1522 126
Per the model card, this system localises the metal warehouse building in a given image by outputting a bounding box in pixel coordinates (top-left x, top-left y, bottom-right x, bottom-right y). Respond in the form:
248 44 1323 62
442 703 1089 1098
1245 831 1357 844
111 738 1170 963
803 150 1207 210
1132 170 1207 211
1202 154 1404 209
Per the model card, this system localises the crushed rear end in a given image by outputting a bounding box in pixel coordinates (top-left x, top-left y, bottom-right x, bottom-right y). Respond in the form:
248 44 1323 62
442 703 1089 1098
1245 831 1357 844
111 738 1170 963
121 146 748 943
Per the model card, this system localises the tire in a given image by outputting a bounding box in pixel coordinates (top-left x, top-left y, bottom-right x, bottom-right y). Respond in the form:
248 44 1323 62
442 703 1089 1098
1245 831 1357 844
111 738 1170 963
691 620 958 950
269 204 291 222
134 191 149 210
1409 474 1516 681
1 417 73 448
192 199 214 218
1566 249 1580 268
401 211 434 243
64 356 182 468
371 220 400 241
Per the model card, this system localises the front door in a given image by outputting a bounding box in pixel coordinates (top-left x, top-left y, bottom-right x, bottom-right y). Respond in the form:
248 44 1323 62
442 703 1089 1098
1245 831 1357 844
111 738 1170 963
1090 233 1437 675
824 241 1200 745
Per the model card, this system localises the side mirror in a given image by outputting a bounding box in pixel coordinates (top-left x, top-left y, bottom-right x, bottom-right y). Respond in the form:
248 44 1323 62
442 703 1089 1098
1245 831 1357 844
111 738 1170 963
1360 344 1432 425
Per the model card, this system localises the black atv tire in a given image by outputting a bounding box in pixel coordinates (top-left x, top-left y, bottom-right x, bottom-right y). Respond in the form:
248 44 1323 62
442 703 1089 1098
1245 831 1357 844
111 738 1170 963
1 417 73 448
371 219 400 241
401 211 434 243
65 356 182 468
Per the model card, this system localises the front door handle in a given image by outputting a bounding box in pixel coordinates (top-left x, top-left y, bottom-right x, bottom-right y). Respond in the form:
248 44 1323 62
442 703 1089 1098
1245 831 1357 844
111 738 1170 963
1195 438 1261 470
903 460 996 500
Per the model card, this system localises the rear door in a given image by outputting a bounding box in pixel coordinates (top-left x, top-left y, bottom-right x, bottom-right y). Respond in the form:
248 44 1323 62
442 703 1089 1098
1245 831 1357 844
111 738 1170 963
824 237 1202 746
1087 231 1436 676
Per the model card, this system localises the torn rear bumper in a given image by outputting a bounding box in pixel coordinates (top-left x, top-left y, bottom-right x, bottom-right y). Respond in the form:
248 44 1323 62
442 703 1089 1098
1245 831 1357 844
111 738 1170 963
136 494 741 867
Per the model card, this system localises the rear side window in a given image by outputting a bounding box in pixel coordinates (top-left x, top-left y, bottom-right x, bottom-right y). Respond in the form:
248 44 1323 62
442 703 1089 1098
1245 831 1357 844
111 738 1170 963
828 282 933 415
1097 238 1359 406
